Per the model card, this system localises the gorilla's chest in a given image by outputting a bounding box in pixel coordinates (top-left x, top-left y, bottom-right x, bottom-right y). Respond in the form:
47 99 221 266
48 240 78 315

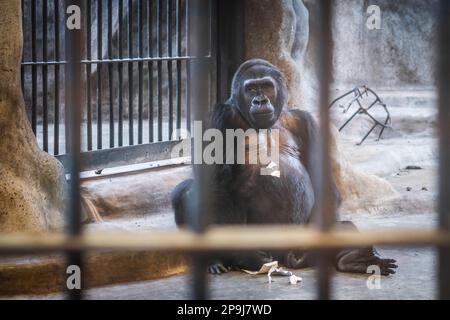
230 129 315 223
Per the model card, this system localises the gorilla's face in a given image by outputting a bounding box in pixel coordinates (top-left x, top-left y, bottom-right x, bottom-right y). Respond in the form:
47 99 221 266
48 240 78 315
242 76 278 128
232 61 287 129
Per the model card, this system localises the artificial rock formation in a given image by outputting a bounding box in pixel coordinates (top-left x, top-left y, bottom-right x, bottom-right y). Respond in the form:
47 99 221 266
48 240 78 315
245 0 308 108
245 0 397 213
0 0 66 232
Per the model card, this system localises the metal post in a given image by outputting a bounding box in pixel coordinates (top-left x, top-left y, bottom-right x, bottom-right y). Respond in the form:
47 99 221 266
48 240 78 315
157 0 163 142
188 0 213 300
315 0 334 300
108 0 115 148
54 0 61 155
42 0 49 152
65 0 85 300
97 0 103 149
167 0 174 140
118 0 124 146
438 0 450 301
148 0 154 143
128 0 134 145
138 0 144 144
31 0 37 135
86 0 93 151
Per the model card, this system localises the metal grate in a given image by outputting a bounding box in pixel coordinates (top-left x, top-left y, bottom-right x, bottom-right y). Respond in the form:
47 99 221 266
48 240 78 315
21 0 214 170
3 0 448 300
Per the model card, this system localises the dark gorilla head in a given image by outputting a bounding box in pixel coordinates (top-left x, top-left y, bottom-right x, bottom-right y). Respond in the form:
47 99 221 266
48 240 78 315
230 59 288 129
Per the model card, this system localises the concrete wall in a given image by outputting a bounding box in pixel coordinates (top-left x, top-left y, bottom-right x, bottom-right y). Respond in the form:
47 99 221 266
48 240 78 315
331 0 438 89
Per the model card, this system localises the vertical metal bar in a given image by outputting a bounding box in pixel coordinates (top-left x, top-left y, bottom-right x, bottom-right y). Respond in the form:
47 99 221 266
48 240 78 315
21 0 25 109
315 0 334 300
65 0 85 300
188 0 212 300
97 0 103 149
108 0 114 148
31 0 37 135
167 0 174 140
54 0 60 155
176 0 182 132
208 0 217 107
42 0 48 152
128 0 134 145
148 0 154 142
138 0 144 144
118 0 124 146
157 0 163 141
185 1 191 132
438 0 450 300
86 0 92 151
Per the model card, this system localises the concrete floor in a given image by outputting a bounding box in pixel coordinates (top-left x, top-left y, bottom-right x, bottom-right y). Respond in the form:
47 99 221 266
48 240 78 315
8 212 437 300
77 246 436 300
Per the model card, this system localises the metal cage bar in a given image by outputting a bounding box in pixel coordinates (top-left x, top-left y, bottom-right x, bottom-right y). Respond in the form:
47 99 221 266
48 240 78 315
128 0 134 146
20 0 210 171
10 0 450 301
97 0 103 150
315 0 334 300
64 0 84 300
438 0 450 300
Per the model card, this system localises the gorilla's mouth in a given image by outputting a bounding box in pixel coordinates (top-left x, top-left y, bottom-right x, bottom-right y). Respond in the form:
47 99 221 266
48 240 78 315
252 109 273 116
250 109 275 128
250 104 275 118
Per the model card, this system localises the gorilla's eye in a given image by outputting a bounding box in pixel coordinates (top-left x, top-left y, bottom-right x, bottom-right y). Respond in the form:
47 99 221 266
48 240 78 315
245 85 257 94
261 82 274 90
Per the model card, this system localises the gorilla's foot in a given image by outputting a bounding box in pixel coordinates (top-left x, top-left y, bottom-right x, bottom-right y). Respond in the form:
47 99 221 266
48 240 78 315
336 247 398 276
208 262 232 274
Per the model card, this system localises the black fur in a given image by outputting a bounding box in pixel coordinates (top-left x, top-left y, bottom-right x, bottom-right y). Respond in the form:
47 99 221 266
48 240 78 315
171 59 397 275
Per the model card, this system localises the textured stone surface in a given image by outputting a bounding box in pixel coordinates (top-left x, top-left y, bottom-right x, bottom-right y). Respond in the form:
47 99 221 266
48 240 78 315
245 0 398 213
81 166 190 219
332 0 438 89
0 250 187 296
245 0 308 108
0 0 67 232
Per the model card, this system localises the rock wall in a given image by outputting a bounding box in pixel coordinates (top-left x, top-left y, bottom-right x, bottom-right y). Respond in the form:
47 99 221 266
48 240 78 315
0 0 67 232
332 0 438 89
245 0 308 108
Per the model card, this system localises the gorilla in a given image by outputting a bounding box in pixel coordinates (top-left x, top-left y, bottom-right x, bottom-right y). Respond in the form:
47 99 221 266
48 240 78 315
171 59 397 275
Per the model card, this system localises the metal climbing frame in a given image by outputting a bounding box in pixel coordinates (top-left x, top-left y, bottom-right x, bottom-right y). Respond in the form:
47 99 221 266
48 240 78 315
329 85 391 145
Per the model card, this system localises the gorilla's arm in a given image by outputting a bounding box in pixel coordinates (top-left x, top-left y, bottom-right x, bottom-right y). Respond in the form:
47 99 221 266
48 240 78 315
286 109 342 212
170 178 193 226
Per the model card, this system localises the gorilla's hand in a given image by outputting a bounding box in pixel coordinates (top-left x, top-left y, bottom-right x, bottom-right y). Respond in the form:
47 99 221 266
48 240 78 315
284 251 313 269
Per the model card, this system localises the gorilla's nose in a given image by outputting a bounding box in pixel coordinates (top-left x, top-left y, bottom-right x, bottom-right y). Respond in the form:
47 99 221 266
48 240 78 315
252 95 269 106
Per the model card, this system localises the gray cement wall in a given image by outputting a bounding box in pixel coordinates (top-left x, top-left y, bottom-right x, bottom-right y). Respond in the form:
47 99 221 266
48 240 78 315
331 0 438 89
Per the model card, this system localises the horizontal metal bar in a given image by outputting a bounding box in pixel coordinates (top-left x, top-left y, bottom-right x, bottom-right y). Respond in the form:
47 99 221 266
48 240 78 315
56 140 185 172
21 55 212 66
1 228 450 253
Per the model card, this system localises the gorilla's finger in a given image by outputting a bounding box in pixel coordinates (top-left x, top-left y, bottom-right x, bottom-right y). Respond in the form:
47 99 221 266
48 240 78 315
208 265 219 274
